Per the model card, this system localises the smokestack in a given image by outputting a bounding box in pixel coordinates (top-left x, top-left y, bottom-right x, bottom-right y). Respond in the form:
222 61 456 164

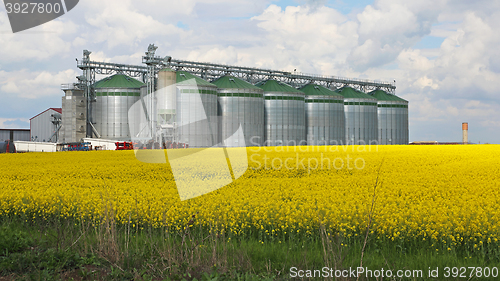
462 122 468 144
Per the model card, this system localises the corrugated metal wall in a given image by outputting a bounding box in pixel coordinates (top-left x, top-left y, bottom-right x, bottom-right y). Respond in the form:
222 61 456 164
30 109 60 142
0 129 30 142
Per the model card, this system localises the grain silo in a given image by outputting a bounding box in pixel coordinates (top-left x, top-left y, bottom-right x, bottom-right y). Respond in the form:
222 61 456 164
212 75 264 147
300 84 345 145
256 80 305 146
368 89 409 145
175 71 219 147
337 86 378 145
92 74 144 140
156 67 177 145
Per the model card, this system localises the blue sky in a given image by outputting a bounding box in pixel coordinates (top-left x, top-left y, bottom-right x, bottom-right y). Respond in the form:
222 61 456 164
413 35 444 50
0 0 499 143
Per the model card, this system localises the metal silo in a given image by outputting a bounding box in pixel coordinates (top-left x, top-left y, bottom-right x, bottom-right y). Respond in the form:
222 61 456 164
175 71 218 148
157 67 177 117
156 68 177 145
337 87 378 145
93 74 144 140
212 75 264 147
369 89 409 145
256 80 305 146
300 84 345 145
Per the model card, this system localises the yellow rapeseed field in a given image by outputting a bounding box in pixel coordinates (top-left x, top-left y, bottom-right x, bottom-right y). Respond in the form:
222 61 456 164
0 145 499 250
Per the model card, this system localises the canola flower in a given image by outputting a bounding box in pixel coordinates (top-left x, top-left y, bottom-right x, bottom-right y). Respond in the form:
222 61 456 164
0 145 499 251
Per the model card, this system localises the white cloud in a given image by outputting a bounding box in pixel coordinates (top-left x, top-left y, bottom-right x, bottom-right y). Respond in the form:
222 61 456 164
357 4 418 41
397 49 434 72
413 76 439 90
0 12 78 62
248 4 357 73
0 118 30 129
429 13 500 99
346 0 446 71
1 81 20 93
0 69 78 99
82 0 185 50
186 46 239 65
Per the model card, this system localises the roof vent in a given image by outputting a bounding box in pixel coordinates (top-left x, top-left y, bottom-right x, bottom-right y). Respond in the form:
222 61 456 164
314 86 319 89
229 78 235 82
180 73 185 77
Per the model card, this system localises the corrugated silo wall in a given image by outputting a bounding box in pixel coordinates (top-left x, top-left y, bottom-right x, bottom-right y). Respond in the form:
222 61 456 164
93 87 141 141
264 92 306 146
377 101 408 145
176 85 219 148
344 98 378 145
403 103 409 144
217 89 265 147
305 95 345 145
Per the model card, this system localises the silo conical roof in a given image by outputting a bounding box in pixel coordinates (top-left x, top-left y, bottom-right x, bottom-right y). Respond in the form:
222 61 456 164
94 74 145 88
212 75 261 90
300 83 343 97
255 80 303 93
159 67 175 72
368 89 408 102
176 71 216 87
337 86 376 99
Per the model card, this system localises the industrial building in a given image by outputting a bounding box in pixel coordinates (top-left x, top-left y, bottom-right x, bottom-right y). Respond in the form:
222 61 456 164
30 108 62 143
61 87 86 143
0 129 30 142
50 45 408 148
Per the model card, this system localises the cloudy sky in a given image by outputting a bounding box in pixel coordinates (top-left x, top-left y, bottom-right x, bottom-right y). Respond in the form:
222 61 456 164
1 0 499 143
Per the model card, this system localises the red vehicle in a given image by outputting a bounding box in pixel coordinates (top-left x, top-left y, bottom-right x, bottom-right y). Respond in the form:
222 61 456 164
115 142 133 150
